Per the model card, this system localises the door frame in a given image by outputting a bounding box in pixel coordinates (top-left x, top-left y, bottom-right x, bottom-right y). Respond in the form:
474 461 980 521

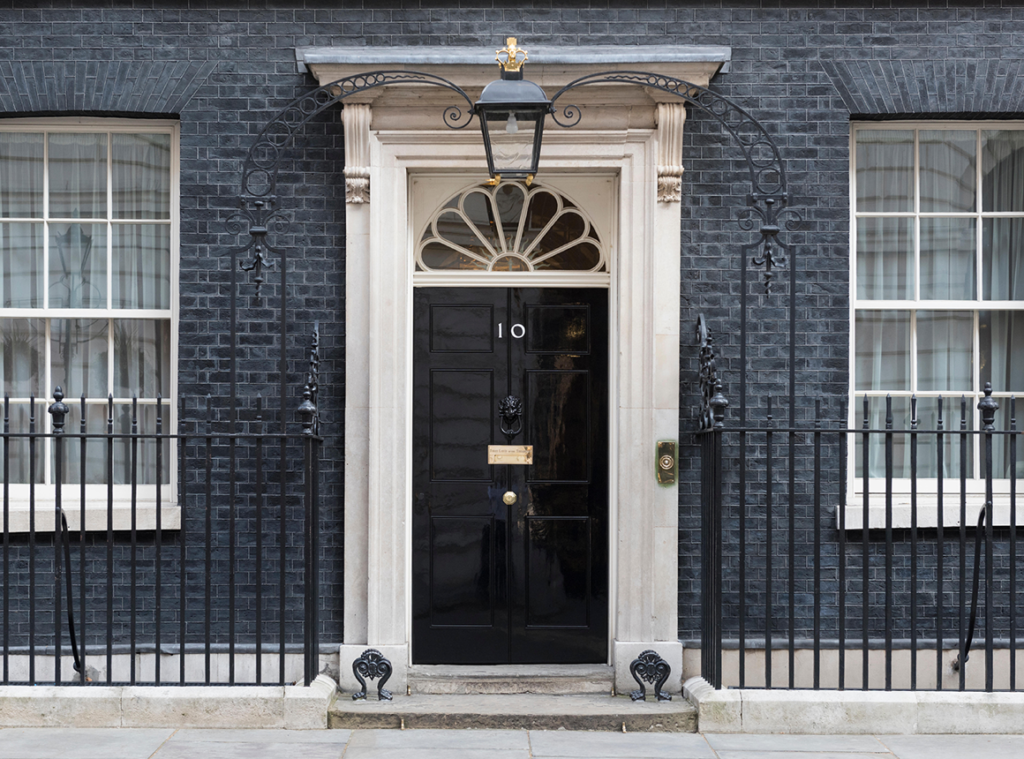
339 125 685 696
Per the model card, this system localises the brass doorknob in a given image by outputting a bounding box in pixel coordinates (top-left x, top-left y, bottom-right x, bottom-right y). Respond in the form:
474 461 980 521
503 491 517 505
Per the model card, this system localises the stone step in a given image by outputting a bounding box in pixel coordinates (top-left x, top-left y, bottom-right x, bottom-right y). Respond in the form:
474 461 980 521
328 693 697 732
408 664 615 695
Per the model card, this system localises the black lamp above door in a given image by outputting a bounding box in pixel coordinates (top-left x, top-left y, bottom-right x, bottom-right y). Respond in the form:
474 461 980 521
474 38 553 186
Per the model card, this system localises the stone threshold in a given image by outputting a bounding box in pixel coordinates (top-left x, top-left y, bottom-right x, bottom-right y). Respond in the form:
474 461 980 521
0 675 337 729
329 693 697 732
684 676 1024 734
408 663 614 695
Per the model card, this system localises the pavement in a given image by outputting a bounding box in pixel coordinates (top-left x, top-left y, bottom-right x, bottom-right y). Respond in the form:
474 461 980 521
0 729 1022 759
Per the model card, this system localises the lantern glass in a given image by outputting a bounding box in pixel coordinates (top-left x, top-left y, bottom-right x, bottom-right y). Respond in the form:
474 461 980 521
479 106 546 179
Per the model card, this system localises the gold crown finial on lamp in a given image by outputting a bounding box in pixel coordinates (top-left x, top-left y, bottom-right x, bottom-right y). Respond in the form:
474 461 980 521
495 37 528 73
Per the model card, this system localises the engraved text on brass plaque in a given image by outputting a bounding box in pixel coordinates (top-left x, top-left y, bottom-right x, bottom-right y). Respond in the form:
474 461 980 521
488 445 533 465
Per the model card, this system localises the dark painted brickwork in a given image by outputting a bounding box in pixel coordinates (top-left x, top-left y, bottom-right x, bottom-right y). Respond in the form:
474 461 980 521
0 0 1021 653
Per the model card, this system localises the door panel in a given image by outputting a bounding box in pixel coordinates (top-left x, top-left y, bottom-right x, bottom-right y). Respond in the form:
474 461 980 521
413 287 607 664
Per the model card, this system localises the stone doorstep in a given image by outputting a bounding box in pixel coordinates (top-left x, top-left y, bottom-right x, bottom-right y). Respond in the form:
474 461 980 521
684 676 1024 735
0 675 338 729
408 664 615 695
328 693 697 732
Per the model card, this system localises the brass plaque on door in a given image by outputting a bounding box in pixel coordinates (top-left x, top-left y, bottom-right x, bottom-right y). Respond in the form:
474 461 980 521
488 445 533 465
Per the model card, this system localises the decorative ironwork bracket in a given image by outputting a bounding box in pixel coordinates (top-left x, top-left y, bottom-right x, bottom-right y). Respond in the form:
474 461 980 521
352 648 393 701
298 321 321 436
697 314 728 431
232 68 798 295
629 649 672 701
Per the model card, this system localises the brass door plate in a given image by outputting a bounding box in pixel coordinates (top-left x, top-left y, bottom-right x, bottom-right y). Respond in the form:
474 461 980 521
656 440 677 485
488 445 533 465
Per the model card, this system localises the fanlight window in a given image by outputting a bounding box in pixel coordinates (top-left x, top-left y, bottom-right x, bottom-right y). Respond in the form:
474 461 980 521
416 181 606 273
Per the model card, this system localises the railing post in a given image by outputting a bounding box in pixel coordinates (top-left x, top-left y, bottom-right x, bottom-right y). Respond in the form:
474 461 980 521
701 380 728 690
298 383 319 687
48 387 69 684
979 382 998 692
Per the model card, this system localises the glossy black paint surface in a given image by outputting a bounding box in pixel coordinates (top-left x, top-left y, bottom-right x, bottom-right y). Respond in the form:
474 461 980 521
412 288 608 664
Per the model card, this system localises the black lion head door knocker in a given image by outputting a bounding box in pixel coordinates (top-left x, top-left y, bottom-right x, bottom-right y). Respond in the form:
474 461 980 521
498 395 523 443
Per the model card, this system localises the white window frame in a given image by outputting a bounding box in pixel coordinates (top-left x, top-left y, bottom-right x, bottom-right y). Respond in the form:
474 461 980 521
0 117 179 532
849 121 1024 528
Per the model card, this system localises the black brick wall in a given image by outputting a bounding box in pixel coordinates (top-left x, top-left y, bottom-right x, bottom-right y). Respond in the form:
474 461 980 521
0 0 1022 657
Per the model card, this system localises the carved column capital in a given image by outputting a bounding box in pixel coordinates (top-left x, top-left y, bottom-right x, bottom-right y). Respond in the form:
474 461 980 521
656 102 687 203
343 103 372 204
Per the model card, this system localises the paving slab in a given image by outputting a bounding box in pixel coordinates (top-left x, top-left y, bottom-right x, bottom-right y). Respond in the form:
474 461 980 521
152 741 345 759
878 735 1024 759
168 728 349 743
0 728 174 759
345 728 529 750
529 730 716 758
706 734 890 753
715 753 894 759
341 750 527 759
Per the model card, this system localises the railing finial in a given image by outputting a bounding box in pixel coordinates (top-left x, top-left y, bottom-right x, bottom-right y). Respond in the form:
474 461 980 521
978 381 999 431
48 386 69 433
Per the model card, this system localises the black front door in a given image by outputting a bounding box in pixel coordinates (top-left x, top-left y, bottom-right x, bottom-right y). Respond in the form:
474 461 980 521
412 287 608 664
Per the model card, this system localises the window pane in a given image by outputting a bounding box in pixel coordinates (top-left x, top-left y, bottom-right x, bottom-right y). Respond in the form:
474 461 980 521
993 405 1024 479
0 133 43 218
917 311 973 392
0 402 44 484
856 217 914 299
48 223 106 309
112 134 170 220
113 319 170 398
852 397 976 479
915 398 973 479
1 222 43 307
855 310 910 391
113 224 170 309
982 218 1024 300
980 311 1024 393
0 318 44 397
48 133 107 219
920 130 976 212
53 401 108 485
921 218 976 300
855 396 911 478
111 403 170 485
982 130 1024 212
51 318 108 399
856 130 914 212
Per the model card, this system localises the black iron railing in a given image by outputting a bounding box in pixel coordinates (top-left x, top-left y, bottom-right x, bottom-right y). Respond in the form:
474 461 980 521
697 377 1023 692
0 387 323 686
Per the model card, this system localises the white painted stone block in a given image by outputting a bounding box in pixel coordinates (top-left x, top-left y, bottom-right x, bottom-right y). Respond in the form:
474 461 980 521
741 689 919 735
683 676 741 733
916 690 1024 734
612 640 682 696
283 673 338 729
0 685 121 728
339 644 407 697
121 686 285 728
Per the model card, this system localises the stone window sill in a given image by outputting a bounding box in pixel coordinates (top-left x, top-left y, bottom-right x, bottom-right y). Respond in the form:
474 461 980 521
1 500 181 533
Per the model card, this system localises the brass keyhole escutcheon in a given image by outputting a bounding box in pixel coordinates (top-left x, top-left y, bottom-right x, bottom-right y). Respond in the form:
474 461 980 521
503 491 517 505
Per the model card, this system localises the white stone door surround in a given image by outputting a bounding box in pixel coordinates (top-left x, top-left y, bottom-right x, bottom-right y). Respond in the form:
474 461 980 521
296 44 730 694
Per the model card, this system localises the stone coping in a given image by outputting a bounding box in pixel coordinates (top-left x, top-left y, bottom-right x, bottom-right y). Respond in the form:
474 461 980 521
0 675 337 729
295 45 732 70
684 676 1024 734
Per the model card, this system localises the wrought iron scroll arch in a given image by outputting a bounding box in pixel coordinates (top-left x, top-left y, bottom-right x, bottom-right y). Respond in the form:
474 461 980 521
231 69 798 295
228 71 475 295
549 71 802 292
